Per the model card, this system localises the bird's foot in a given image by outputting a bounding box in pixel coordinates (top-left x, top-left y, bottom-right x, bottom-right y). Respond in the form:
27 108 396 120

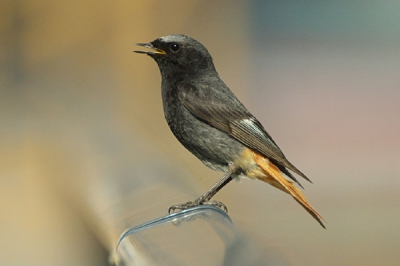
202 200 228 213
168 198 228 214
168 201 198 214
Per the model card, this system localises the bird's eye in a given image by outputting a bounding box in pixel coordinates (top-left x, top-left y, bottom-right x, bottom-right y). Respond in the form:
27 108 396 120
170 43 181 52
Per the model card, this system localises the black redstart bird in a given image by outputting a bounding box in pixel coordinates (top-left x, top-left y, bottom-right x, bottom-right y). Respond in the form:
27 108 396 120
135 34 325 228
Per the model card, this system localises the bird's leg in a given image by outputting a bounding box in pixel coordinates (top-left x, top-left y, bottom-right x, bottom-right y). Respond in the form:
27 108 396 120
194 164 238 204
169 163 239 214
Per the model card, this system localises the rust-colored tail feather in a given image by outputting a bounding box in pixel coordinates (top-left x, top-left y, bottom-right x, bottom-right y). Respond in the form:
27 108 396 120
253 153 326 228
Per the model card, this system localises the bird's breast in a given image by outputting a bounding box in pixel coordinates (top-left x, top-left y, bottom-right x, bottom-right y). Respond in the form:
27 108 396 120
161 83 245 171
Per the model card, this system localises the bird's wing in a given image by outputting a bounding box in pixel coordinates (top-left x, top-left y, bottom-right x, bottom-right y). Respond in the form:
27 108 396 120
179 82 311 184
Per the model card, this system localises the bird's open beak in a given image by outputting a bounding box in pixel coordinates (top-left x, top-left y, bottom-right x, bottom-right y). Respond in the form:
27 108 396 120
134 43 166 55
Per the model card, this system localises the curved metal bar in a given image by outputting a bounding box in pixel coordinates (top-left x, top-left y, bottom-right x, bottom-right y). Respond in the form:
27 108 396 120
116 205 232 249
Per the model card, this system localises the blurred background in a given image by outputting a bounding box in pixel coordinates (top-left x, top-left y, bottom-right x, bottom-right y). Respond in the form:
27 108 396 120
1 0 399 265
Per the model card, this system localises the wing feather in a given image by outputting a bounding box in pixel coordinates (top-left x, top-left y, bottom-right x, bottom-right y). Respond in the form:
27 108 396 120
179 82 311 184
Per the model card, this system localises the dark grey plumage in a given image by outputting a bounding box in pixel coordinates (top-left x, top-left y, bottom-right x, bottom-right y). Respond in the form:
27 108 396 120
137 34 309 186
134 34 325 228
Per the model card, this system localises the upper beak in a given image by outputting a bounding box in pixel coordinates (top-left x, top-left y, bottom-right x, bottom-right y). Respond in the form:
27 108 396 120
134 43 166 55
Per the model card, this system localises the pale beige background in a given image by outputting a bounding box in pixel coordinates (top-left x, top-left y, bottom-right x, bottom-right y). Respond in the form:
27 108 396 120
1 1 399 265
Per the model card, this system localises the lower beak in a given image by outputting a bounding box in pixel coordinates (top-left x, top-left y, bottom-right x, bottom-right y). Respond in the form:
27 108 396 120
134 43 166 55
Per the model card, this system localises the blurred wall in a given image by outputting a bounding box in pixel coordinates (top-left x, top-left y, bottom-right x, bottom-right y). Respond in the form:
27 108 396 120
1 0 400 265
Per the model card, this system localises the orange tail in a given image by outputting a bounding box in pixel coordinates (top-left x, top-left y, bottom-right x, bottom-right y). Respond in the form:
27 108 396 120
252 153 326 228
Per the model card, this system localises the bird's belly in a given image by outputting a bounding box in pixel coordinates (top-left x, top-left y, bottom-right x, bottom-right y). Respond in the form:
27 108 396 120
167 108 245 172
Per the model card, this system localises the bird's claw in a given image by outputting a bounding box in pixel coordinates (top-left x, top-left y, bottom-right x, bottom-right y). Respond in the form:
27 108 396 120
203 200 228 213
168 199 228 214
168 201 198 214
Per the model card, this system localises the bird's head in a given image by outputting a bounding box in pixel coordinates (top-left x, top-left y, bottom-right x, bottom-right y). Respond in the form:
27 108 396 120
134 34 216 77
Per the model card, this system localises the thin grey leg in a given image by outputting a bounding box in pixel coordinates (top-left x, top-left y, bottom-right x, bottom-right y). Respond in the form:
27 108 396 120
169 164 239 214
